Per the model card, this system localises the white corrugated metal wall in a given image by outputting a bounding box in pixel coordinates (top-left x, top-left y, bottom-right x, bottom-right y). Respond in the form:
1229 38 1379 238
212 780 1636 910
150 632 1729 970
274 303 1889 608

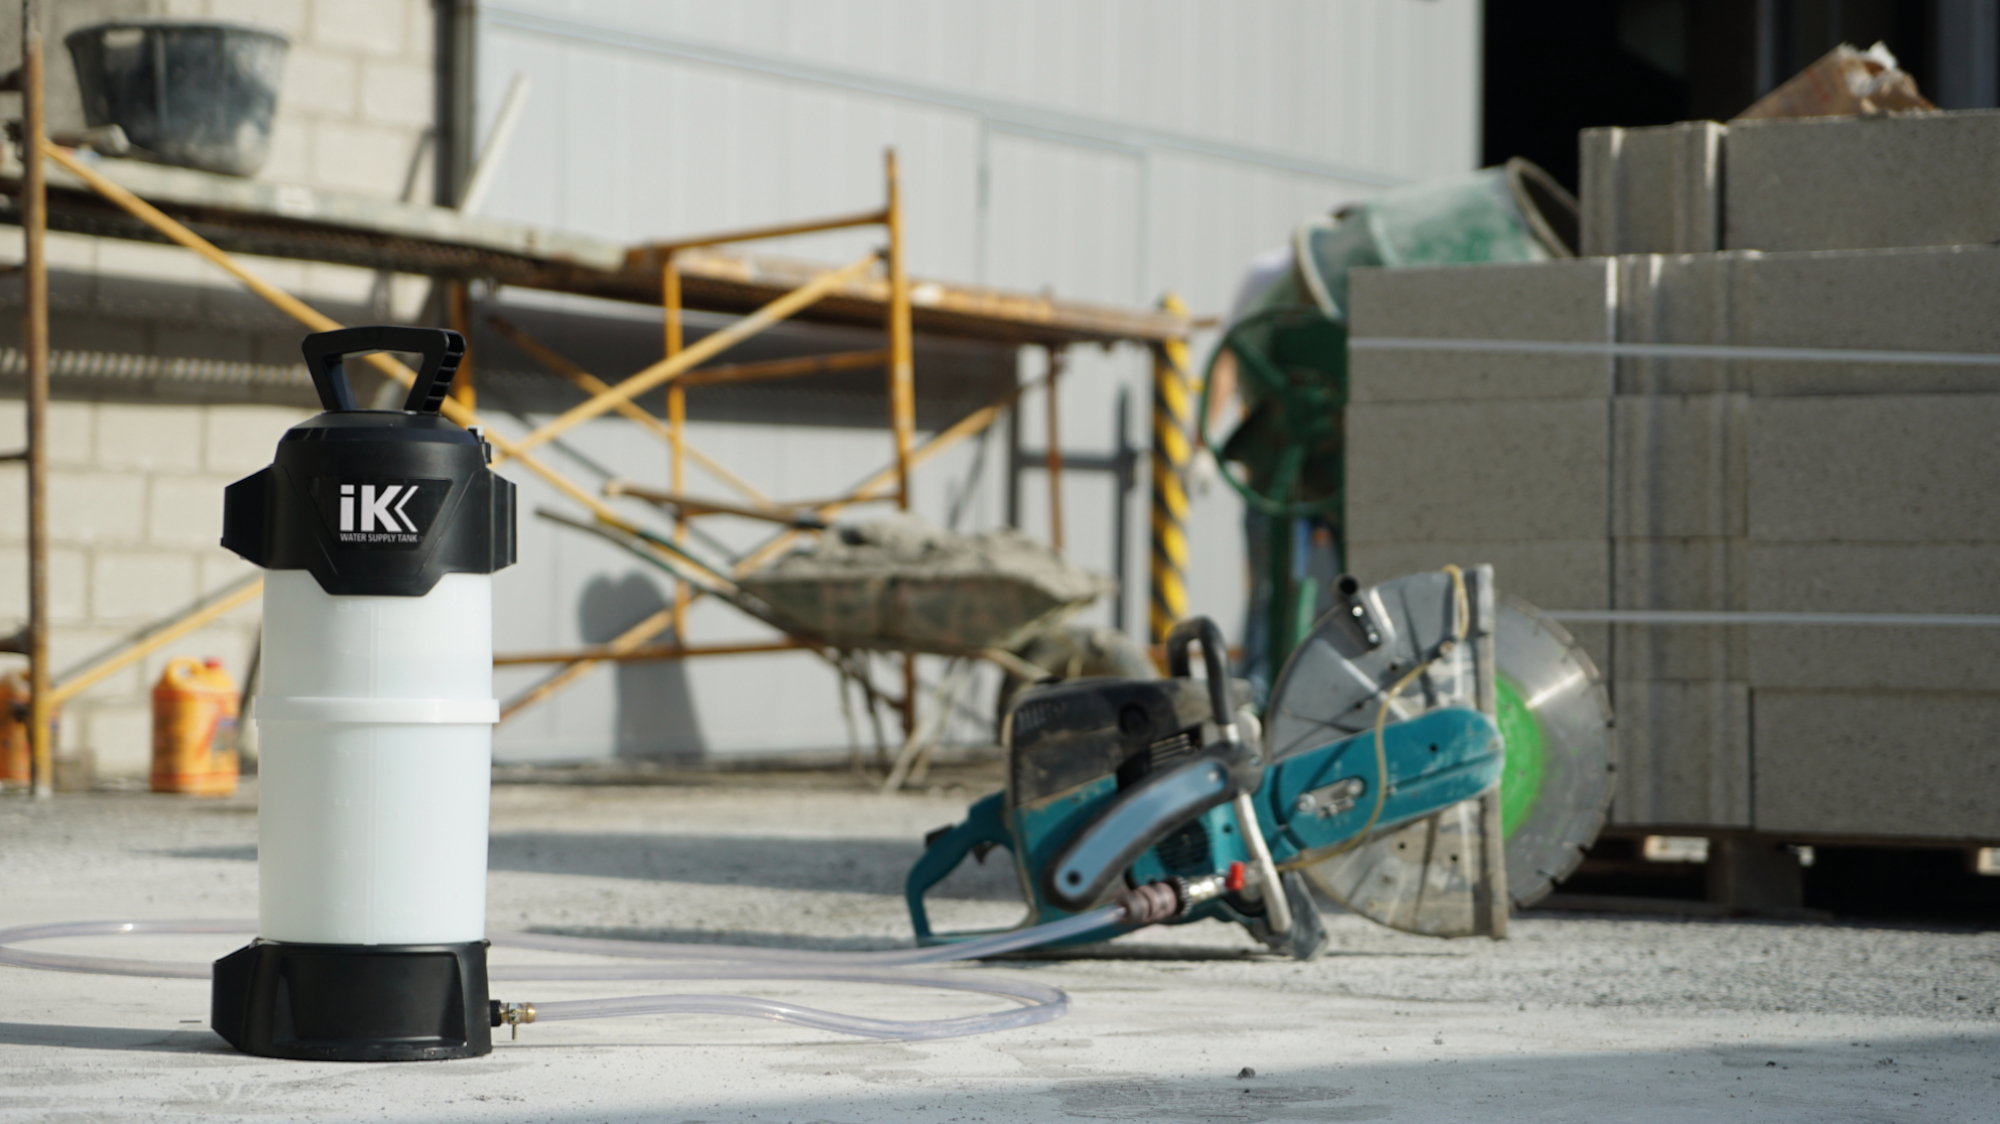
475 0 1482 763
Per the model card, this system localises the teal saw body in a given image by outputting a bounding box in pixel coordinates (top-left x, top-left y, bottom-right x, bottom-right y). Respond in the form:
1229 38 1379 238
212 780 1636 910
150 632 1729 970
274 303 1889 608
904 567 1570 953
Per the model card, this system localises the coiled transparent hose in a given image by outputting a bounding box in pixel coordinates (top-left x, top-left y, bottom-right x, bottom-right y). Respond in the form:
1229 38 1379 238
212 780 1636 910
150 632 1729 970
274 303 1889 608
0 908 1124 1042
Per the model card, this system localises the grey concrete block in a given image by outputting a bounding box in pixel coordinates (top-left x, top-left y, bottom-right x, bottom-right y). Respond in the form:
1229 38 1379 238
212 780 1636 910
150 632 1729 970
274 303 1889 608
1613 537 1749 683
77 700 152 778
1580 122 1723 257
91 550 198 623
1609 678 1751 829
46 471 147 546
1730 246 2000 398
96 403 202 472
0 545 88 626
1749 622 2000 694
1347 259 1615 403
205 405 311 475
1726 110 2000 253
1347 538 1609 608
1346 398 1609 543
0 400 95 468
1349 538 1610 697
1612 393 1748 539
1753 689 2000 839
1614 246 2000 398
1744 543 2000 692
146 475 238 549
1613 254 1740 396
1746 394 2000 543
1747 542 2000 615
1344 540 1608 680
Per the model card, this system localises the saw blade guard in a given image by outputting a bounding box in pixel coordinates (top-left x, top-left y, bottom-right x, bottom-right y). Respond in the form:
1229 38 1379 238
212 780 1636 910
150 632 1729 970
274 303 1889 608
1263 569 1614 936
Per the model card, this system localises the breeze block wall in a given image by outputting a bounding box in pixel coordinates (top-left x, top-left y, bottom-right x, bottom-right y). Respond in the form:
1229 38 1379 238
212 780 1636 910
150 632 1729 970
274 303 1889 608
0 0 435 780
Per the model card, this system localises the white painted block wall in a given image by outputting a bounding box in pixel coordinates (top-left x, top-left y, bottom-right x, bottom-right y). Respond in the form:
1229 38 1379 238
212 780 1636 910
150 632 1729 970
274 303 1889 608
0 0 1485 770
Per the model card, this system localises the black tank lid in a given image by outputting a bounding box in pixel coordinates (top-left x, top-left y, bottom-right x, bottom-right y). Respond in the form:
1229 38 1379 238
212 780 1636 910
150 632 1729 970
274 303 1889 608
220 326 516 597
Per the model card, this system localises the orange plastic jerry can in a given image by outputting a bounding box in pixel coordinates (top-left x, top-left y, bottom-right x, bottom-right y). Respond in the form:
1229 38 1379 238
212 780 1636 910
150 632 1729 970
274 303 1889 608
151 657 240 796
0 671 29 787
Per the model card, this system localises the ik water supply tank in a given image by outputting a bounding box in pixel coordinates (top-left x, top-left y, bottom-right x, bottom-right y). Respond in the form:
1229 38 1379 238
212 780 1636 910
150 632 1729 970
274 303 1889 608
211 326 515 1061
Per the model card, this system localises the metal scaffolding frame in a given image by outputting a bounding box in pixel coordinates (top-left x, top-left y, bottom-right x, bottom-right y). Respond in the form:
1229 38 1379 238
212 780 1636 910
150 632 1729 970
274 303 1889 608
5 26 1199 790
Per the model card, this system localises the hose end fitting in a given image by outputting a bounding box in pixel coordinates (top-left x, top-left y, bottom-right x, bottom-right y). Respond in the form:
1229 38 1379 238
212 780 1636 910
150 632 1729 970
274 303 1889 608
1113 880 1188 927
491 1001 536 1040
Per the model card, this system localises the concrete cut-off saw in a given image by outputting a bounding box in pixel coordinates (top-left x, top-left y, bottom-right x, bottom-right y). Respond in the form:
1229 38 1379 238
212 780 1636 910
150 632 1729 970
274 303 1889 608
905 565 1615 955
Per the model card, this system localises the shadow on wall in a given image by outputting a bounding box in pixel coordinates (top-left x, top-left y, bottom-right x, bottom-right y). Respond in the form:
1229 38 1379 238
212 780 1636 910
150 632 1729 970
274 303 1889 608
578 572 704 762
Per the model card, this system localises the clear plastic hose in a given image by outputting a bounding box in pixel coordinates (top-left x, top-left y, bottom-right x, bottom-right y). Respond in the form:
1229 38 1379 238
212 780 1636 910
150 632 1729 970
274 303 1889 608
0 908 1126 1041
487 906 1122 967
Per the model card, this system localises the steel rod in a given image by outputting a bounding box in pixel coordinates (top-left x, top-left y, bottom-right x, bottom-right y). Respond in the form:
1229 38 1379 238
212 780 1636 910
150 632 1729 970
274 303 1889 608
494 639 805 666
884 151 915 513
664 253 689 635
49 581 263 707
484 314 770 505
633 206 889 257
1109 386 1130 632
20 1 50 797
1547 610 2000 627
882 149 918 739
731 371 1051 576
500 252 879 459
498 606 678 722
680 349 891 388
1044 347 1066 553
1348 336 2000 366
601 482 827 528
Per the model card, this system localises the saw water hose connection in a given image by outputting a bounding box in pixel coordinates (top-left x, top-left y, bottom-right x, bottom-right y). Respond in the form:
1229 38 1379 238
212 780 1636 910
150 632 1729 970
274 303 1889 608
0 907 1124 1043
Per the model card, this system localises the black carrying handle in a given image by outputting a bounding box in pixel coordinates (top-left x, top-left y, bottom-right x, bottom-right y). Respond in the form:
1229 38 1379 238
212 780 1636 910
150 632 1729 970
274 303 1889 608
301 326 466 415
1165 616 1234 729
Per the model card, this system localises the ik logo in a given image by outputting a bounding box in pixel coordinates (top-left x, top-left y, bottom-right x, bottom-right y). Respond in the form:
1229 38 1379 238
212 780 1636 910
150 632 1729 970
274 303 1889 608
319 477 448 549
341 483 419 534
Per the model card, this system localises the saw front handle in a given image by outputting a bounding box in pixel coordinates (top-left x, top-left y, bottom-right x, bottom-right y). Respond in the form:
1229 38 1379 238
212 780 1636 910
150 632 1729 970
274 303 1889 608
905 792 1013 945
1166 616 1238 742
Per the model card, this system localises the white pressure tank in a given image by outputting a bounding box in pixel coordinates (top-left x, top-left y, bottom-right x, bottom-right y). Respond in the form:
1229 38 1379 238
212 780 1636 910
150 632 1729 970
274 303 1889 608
210 326 515 1062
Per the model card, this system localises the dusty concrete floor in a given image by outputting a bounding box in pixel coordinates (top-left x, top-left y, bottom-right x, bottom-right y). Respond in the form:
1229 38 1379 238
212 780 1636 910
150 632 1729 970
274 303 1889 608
3 776 1997 1123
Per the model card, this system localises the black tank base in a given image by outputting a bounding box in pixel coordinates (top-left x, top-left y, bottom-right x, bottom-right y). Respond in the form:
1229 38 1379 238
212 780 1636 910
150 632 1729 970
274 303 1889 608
210 939 492 1061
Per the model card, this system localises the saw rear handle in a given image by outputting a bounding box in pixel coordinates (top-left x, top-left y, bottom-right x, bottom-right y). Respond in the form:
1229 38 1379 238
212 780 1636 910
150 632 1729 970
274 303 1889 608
905 793 1013 945
1042 617 1265 913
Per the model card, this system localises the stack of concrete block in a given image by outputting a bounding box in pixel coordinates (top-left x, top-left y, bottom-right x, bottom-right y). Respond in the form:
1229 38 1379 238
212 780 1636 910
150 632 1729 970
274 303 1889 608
1583 110 2000 256
1350 109 2000 844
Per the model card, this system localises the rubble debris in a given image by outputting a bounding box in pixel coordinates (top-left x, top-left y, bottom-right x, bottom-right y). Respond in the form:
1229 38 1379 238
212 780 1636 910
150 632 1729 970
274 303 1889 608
1738 42 1934 121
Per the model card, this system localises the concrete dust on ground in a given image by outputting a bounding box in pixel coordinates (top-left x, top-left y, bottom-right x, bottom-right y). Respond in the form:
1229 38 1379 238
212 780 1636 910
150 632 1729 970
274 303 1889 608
2 778 1996 1123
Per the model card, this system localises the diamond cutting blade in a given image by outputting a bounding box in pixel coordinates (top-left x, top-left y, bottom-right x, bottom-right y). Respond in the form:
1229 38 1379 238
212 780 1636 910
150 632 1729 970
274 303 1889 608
1485 595 1616 907
1266 579 1615 935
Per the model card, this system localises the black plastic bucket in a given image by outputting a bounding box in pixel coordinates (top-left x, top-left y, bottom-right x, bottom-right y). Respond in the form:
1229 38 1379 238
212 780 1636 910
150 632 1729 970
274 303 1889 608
66 20 290 178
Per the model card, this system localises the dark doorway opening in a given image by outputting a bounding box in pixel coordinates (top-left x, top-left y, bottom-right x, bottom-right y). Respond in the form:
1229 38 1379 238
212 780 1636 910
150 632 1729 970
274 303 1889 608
1482 0 1973 192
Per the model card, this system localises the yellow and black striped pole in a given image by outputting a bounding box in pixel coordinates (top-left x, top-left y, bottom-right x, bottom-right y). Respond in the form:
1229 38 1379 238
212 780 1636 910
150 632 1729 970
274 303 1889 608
1148 293 1193 644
